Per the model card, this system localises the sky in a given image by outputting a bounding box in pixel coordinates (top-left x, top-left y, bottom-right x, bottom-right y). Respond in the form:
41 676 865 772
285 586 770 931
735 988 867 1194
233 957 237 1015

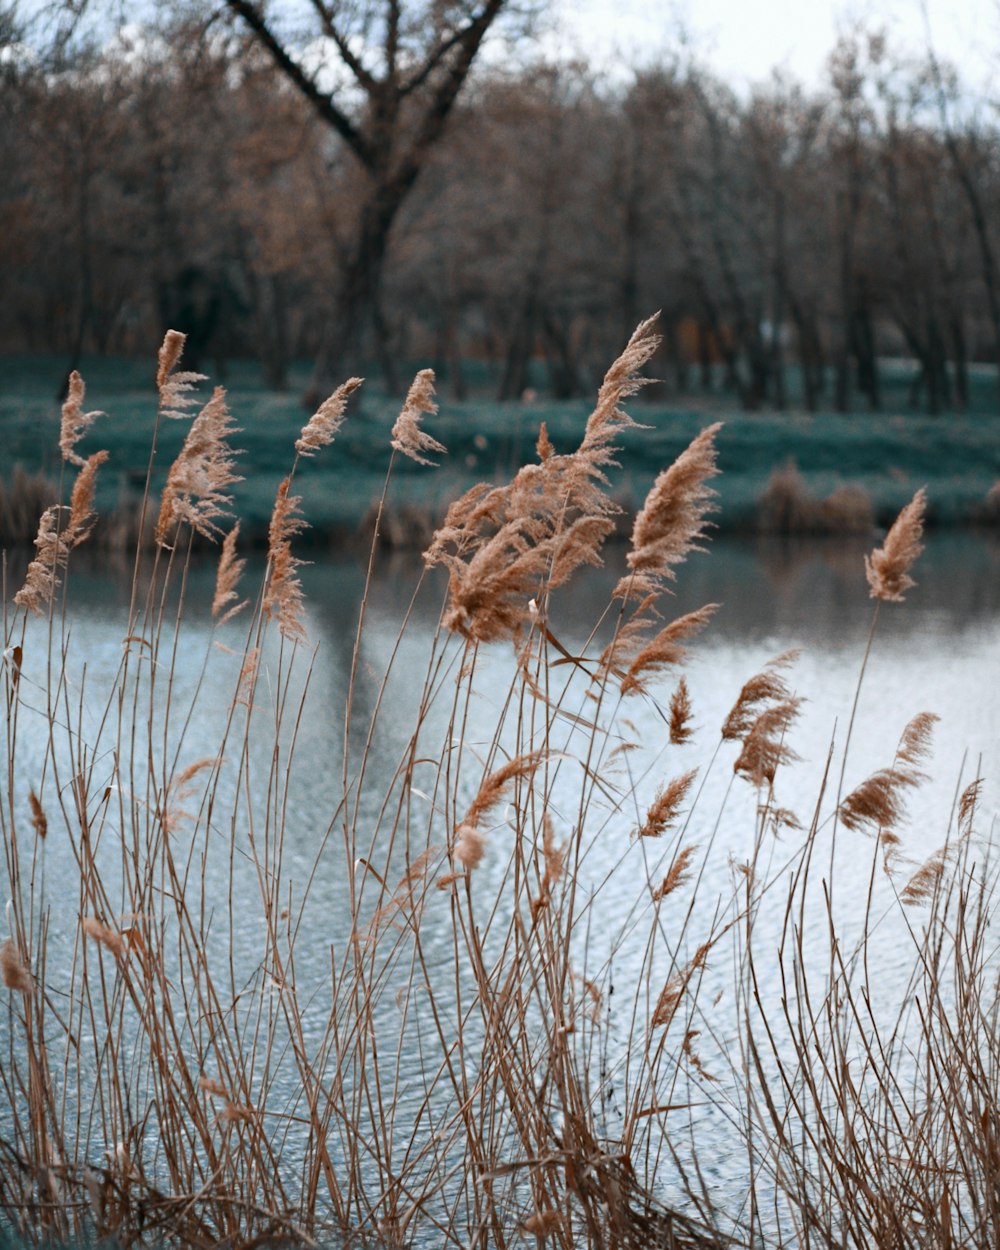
551 0 998 90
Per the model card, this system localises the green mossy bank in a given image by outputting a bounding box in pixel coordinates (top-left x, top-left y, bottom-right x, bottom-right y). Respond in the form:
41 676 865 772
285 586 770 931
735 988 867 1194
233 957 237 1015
3 354 1000 546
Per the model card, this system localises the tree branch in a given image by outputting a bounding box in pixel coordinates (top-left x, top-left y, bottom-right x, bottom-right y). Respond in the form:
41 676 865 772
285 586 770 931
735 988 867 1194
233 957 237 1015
224 0 376 169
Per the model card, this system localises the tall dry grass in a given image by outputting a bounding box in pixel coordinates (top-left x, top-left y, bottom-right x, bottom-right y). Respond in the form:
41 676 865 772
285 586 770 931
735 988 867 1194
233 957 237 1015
0 321 994 1250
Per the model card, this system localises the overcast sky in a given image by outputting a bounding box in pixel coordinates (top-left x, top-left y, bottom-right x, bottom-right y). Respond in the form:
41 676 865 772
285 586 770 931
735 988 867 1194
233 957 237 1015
551 0 998 90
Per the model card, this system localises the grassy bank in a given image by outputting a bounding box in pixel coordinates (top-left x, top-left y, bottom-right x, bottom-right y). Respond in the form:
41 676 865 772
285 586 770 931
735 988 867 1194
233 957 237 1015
3 353 1000 546
1 323 998 1248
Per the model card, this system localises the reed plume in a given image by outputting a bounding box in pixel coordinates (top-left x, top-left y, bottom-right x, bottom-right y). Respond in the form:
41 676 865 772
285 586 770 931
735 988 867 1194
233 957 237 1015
59 371 102 466
212 524 247 623
81 917 124 959
669 679 694 744
733 697 802 788
295 376 363 458
619 421 722 597
616 604 719 696
0 938 33 993
636 769 698 839
15 448 110 613
839 712 938 836
461 749 545 831
531 812 565 917
264 477 308 644
652 844 699 901
865 488 926 602
426 318 662 641
155 387 242 545
721 651 799 742
651 941 711 1030
29 790 47 840
156 329 205 419
391 369 446 466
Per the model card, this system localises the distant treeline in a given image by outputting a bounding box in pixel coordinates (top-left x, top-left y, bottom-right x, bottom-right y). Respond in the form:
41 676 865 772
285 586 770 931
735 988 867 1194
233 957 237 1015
2 14 998 413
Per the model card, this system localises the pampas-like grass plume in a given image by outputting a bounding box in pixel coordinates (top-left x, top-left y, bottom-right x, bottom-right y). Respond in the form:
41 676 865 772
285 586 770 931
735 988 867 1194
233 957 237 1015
15 450 109 613
651 941 711 1029
155 388 242 545
156 329 205 419
839 712 938 836
619 422 722 597
531 812 565 917
59 371 102 466
617 604 719 695
264 478 308 644
82 916 124 959
733 698 802 788
212 524 247 623
295 376 363 458
669 678 694 744
865 488 926 602
652 844 699 901
425 318 662 642
0 937 33 993
722 651 800 742
29 790 47 840
392 369 446 466
462 749 546 831
636 769 698 838
453 823 487 870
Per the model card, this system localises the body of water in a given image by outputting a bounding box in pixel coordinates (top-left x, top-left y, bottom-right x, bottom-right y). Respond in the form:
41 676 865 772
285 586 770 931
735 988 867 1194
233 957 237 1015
3 530 999 1242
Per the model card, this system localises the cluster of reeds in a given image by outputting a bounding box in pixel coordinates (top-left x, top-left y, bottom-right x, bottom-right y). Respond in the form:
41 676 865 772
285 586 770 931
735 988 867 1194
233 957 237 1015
757 459 875 535
0 321 993 1250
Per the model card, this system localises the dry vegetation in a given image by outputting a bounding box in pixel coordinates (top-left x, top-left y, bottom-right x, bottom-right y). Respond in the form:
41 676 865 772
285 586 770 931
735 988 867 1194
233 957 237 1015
0 320 996 1249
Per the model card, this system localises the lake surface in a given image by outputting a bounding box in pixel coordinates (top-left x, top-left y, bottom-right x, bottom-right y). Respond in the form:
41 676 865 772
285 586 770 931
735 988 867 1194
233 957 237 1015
3 530 1000 1240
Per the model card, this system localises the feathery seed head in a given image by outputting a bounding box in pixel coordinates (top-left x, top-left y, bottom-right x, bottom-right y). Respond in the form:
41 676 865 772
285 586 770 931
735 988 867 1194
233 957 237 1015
865 488 925 602
156 329 206 419
391 369 446 466
296 376 363 458
264 478 308 644
60 372 103 466
0 938 33 994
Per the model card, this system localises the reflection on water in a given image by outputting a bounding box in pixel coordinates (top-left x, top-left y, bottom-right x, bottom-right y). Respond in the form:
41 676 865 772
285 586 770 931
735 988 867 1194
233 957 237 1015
3 531 1000 1236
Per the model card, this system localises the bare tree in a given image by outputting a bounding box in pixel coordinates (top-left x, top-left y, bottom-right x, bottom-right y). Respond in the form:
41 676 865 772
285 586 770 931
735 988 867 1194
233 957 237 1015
223 0 513 390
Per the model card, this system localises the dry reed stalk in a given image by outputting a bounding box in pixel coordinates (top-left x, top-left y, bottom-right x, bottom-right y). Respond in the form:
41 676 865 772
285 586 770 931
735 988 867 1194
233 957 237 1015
295 376 363 459
212 524 247 623
865 488 926 602
669 678 694 744
156 328 205 419
531 812 565 918
0 937 33 993
637 770 698 839
59 371 102 466
391 369 446 466
155 387 242 545
263 477 308 643
235 646 259 707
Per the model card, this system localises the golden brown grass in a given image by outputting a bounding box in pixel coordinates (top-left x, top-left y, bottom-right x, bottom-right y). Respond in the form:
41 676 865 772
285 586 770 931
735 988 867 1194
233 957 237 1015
0 320 992 1250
